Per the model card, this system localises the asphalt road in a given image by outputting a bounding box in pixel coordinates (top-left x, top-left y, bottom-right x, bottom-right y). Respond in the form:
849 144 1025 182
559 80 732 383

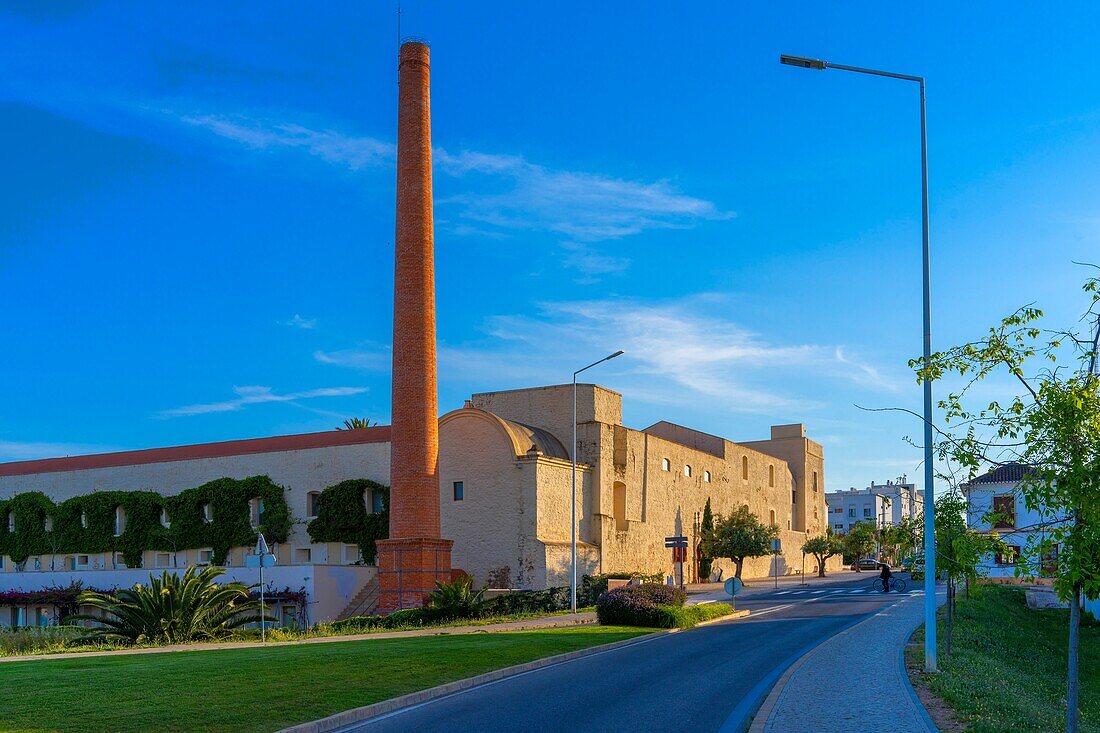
337 575 917 733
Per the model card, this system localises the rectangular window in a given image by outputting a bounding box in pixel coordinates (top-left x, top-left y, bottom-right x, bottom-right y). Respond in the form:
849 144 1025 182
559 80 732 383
282 605 297 628
863 507 873 518
848 508 856 517
992 495 1015 528
813 471 819 492
197 549 214 565
834 523 844 531
453 481 464 501
294 548 312 564
155 552 173 568
371 492 384 514
995 545 1021 566
792 491 797 504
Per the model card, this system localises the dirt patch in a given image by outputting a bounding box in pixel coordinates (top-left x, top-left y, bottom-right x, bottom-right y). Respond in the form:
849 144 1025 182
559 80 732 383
905 644 966 733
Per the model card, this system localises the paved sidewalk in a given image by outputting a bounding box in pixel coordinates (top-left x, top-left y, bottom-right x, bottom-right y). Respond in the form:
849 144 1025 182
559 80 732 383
0 611 597 664
750 587 946 733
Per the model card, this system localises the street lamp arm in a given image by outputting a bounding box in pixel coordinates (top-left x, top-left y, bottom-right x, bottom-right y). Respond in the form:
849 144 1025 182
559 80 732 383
780 54 922 83
574 350 626 377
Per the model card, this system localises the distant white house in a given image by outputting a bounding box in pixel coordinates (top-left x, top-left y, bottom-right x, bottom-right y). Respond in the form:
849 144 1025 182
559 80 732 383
963 463 1067 578
825 479 922 535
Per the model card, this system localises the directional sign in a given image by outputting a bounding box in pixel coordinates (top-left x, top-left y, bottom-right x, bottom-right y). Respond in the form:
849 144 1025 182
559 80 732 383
665 540 688 548
724 577 743 597
665 535 688 543
245 553 276 569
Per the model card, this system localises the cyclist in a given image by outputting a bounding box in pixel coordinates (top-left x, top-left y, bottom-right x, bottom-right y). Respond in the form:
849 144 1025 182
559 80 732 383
878 562 893 593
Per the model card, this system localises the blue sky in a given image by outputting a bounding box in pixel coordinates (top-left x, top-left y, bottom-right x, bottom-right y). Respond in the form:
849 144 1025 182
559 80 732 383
2 2 1099 492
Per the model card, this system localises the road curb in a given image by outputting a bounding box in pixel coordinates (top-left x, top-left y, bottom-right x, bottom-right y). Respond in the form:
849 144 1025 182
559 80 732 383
276 610 750 733
745 594 933 733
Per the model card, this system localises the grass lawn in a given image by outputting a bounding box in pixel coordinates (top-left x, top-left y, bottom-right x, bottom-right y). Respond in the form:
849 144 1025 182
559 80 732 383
907 585 1099 732
0 626 648 733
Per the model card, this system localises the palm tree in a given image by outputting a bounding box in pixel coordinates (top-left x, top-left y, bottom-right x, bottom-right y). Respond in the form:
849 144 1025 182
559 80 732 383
337 418 376 430
66 566 269 644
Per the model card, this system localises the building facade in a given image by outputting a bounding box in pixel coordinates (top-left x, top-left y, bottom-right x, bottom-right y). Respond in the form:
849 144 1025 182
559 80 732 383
0 383 836 624
825 479 921 535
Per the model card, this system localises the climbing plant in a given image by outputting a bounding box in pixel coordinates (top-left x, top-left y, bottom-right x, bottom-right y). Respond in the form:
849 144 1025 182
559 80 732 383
306 479 389 563
0 476 291 567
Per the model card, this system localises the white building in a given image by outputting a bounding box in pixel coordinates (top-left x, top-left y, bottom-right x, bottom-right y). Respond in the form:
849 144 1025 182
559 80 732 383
825 478 921 535
963 463 1065 578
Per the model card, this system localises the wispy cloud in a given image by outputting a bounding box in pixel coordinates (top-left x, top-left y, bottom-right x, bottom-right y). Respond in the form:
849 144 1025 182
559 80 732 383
560 242 630 283
313 344 390 373
179 114 394 170
282 314 317 329
159 385 367 418
435 149 732 243
0 440 124 462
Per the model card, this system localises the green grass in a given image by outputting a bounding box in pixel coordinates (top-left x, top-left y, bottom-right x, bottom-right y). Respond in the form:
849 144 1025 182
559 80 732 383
907 585 1100 732
0 626 647 733
659 602 736 628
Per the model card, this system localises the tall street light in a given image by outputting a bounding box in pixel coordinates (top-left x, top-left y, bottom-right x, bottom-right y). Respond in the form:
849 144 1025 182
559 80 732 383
571 350 625 613
780 54 937 672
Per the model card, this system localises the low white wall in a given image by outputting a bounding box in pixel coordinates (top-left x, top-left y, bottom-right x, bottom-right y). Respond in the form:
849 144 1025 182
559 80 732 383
0 564 377 624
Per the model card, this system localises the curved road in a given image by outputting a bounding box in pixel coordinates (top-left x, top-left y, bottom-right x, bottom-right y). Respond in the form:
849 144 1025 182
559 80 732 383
337 575 918 733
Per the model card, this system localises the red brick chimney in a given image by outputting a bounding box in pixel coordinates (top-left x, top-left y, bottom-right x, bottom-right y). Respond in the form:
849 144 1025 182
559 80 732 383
376 41 453 612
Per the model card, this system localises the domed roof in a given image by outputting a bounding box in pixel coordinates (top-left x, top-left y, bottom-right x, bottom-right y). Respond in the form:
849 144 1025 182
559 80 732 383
440 407 569 460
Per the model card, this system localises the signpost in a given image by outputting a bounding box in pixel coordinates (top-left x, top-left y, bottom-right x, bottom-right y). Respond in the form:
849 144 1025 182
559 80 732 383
771 538 782 589
724 576 743 610
665 535 688 590
246 533 277 642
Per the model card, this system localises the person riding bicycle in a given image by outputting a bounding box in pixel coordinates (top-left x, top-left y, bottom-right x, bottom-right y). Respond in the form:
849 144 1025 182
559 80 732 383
878 562 893 593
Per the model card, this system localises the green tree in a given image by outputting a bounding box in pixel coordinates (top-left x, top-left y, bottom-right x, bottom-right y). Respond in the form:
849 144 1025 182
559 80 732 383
844 521 878 571
881 515 921 567
337 418 377 430
698 498 715 580
702 505 777 581
67 566 268 644
914 274 1100 733
802 531 843 577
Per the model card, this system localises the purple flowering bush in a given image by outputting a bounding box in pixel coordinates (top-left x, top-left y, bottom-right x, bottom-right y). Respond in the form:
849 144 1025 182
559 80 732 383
595 583 687 627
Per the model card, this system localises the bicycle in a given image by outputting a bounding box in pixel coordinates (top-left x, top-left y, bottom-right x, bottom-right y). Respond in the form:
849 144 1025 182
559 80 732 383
872 577 907 593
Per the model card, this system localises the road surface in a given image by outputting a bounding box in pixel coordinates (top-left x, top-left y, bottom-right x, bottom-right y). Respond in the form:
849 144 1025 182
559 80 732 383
336 575 918 733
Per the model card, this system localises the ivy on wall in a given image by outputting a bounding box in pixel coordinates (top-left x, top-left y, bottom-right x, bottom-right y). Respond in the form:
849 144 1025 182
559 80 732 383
0 476 291 567
306 479 389 563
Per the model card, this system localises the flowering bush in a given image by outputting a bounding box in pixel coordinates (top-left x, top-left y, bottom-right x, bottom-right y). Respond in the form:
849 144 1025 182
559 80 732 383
595 583 687 627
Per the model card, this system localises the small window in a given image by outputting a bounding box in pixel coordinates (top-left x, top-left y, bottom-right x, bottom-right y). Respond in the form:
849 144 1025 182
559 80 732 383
113 552 126 569
849 507 856 517
6 513 14 533
307 492 321 519
703 471 711 483
661 458 670 472
155 552 173 568
197 549 214 565
995 545 1021 566
294 548 312 564
80 512 87 529
834 523 844 531
202 503 213 524
344 544 361 564
792 490 797 504
160 507 170 528
812 471 819 492
282 605 297 628
43 516 52 532
863 507 873 518
371 491 384 514
683 465 692 478
453 481 464 501
742 456 749 480
992 495 1015 528
769 509 777 526
768 465 775 487
114 507 126 537
613 482 628 532
249 498 263 528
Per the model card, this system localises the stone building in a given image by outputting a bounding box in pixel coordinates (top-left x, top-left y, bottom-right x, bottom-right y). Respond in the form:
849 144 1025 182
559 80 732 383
0 382 835 623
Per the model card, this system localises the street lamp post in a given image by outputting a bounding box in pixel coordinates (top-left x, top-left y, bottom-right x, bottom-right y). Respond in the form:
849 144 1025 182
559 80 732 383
571 350 625 613
780 54 937 672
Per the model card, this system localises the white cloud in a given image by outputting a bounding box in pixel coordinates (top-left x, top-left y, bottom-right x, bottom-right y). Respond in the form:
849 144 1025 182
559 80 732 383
282 314 317 329
313 345 390 372
159 385 367 418
435 149 732 243
0 440 124 462
179 114 394 170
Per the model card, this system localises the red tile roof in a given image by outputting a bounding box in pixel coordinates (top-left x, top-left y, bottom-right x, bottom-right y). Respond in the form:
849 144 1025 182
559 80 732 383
0 427 391 477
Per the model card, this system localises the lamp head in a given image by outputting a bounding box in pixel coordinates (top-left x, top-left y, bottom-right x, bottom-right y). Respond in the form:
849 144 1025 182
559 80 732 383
780 54 827 70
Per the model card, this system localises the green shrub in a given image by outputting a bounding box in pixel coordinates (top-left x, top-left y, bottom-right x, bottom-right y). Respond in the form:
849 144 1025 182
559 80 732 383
652 602 734 629
426 576 486 620
66 566 269 644
595 583 686 626
306 479 389 563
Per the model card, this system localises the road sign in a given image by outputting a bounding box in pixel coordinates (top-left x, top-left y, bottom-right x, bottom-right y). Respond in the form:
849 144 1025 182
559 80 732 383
771 538 782 553
664 540 688 548
724 577 743 597
246 553 276 569
665 535 688 543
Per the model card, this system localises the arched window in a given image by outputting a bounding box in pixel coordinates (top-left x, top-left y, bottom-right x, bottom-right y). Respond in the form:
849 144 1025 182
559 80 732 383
661 458 670 472
307 491 321 518
742 456 749 480
769 509 777 527
114 507 126 537
613 481 628 532
80 511 87 529
704 471 711 483
202 503 213 524
683 465 692 478
160 507 170 528
769 465 775 487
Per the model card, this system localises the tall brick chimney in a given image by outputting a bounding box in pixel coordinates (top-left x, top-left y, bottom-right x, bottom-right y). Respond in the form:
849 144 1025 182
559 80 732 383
376 41 453 612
